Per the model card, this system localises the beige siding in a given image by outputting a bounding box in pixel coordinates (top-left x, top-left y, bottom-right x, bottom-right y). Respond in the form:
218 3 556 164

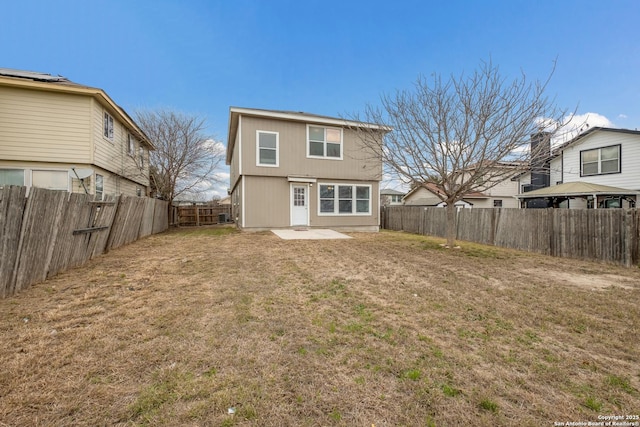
0 160 144 198
91 99 149 187
230 128 240 189
243 176 291 228
311 180 379 229
240 116 381 181
0 86 92 163
231 178 243 225
241 176 379 230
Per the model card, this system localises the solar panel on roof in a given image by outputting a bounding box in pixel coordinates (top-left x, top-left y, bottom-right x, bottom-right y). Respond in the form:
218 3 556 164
0 68 68 82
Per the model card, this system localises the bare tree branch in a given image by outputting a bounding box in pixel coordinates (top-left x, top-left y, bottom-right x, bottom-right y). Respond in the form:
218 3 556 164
350 59 572 247
134 109 224 204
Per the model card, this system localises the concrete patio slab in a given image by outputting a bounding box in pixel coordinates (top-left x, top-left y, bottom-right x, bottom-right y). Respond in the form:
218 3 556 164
271 229 352 240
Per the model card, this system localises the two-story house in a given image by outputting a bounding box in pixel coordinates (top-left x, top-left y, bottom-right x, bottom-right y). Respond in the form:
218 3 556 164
226 107 388 231
380 188 405 206
403 162 523 208
0 68 152 199
516 127 640 208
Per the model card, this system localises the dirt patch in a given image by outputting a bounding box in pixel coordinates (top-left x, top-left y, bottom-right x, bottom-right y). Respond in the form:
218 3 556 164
0 228 638 426
523 269 639 291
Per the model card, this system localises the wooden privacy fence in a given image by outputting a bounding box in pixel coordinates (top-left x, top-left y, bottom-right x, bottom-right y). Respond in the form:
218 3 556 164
0 186 169 298
381 206 640 267
173 205 232 226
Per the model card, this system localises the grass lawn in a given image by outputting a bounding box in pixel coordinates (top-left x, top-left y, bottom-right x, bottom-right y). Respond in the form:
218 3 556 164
0 228 638 426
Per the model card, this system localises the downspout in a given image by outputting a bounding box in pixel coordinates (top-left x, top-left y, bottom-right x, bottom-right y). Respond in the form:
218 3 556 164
593 194 598 209
239 115 245 228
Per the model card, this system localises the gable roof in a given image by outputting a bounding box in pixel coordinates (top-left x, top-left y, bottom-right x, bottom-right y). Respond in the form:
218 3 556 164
516 182 639 199
0 68 154 149
226 106 391 165
380 188 405 196
403 182 486 201
555 126 640 153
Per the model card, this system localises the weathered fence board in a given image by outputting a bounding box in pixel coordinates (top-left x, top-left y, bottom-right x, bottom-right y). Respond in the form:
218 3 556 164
1 187 169 298
422 208 448 238
138 198 156 238
153 201 169 234
107 196 148 251
383 206 640 267
13 188 67 294
46 192 93 278
0 186 27 298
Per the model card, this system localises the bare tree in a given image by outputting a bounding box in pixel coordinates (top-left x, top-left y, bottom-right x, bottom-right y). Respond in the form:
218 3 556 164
353 60 569 247
134 109 224 205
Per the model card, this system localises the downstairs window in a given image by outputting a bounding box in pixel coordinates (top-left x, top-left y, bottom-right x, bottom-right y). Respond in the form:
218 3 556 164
319 184 371 215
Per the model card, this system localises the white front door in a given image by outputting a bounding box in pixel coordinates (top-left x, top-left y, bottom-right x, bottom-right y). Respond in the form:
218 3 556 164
291 184 308 226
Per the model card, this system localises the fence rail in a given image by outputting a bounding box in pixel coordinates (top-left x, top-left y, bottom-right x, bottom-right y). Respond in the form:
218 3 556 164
1 186 169 298
381 206 640 267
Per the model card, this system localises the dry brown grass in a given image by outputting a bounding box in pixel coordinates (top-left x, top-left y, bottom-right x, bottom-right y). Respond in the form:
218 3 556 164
1 227 639 426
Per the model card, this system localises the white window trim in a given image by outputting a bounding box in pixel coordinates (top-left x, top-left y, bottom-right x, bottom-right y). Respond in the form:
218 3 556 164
104 111 114 141
95 174 104 201
127 133 135 156
306 124 343 160
580 144 621 176
0 168 26 188
317 183 372 216
256 130 279 167
30 168 71 192
139 146 145 168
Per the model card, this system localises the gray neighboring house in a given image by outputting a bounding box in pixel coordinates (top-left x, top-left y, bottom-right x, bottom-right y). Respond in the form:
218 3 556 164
226 107 390 231
380 188 405 206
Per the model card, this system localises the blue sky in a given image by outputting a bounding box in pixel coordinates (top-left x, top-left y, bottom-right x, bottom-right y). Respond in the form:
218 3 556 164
2 0 640 195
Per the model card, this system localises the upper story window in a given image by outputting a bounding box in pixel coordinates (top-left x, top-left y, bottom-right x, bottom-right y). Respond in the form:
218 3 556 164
127 133 135 155
581 145 620 176
391 195 403 203
139 146 145 168
256 130 279 167
307 125 342 159
104 112 114 141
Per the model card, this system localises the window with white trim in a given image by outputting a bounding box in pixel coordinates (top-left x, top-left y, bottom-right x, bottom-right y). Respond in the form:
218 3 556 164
256 130 279 166
580 145 620 176
104 112 114 140
0 169 25 188
319 184 371 215
139 146 145 168
127 133 135 155
95 174 104 201
32 170 69 191
307 125 342 159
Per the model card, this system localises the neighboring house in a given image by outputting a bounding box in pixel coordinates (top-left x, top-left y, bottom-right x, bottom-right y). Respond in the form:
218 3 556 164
380 188 405 206
403 162 521 209
226 107 389 231
0 68 153 199
403 183 476 208
516 127 640 208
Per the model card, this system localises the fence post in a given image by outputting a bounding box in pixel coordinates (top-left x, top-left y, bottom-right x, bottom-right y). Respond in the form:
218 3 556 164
624 209 633 267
